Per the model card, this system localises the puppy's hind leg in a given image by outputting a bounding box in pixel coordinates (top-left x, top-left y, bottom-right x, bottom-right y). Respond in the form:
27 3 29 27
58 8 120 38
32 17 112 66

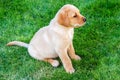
44 58 59 67
28 45 59 67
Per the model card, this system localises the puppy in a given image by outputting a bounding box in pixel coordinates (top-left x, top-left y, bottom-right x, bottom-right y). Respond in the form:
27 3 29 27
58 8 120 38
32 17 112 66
7 4 86 74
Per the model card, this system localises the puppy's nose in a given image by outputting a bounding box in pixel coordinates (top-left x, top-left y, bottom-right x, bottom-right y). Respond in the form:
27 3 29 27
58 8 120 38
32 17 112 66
83 17 86 22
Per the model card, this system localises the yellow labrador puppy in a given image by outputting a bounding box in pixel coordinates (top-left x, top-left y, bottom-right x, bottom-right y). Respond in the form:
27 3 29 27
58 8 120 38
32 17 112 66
7 4 86 74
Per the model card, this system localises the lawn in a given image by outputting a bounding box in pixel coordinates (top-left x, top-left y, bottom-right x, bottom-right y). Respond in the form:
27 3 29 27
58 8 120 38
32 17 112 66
0 0 120 80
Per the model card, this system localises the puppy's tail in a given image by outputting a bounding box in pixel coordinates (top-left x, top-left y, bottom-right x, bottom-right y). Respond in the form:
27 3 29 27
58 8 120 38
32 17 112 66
7 41 29 48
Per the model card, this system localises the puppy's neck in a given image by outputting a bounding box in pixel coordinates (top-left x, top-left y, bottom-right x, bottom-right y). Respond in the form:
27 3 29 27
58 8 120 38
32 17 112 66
49 18 74 40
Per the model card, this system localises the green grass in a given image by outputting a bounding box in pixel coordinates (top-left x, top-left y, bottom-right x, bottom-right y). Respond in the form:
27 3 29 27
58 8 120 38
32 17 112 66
0 0 120 80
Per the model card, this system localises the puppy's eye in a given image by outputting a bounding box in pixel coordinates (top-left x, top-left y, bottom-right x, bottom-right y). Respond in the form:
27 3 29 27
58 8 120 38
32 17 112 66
73 14 77 18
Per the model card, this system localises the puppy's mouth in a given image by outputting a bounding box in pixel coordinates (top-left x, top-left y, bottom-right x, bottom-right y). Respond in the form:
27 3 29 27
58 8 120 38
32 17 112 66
72 22 86 28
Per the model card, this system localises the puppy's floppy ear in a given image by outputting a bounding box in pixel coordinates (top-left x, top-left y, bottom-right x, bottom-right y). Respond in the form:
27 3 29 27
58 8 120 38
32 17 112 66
58 10 70 27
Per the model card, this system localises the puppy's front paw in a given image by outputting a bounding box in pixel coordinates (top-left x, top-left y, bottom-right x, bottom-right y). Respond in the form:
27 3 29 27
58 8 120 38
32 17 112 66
66 67 75 74
72 55 81 60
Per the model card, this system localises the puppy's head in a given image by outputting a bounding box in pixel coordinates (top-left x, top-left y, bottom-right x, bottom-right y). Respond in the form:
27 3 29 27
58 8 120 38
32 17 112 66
57 4 86 28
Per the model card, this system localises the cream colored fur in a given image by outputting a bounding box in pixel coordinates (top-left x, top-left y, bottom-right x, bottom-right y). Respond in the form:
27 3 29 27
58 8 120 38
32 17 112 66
7 4 86 74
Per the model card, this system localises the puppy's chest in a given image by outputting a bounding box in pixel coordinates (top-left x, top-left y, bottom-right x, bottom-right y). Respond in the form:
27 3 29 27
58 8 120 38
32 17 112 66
59 29 74 42
67 30 74 40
